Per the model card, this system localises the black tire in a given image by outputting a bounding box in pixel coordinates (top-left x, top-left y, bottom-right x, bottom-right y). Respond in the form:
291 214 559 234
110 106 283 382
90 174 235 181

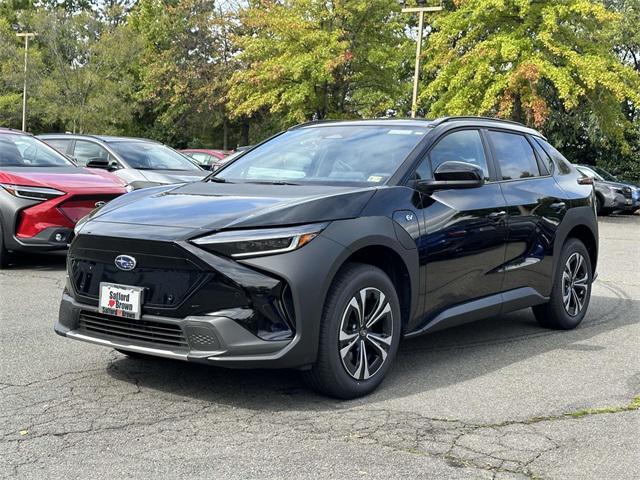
303 263 401 399
0 221 9 269
533 238 592 330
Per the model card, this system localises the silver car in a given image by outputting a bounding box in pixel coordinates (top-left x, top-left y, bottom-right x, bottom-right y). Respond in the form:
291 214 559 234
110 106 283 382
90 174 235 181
38 134 208 189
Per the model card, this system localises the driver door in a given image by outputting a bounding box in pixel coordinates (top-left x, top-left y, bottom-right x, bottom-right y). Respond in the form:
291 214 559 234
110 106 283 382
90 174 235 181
415 128 508 323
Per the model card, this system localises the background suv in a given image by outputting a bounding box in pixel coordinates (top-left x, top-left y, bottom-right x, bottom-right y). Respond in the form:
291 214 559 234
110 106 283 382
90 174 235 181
39 134 208 189
56 117 598 398
575 164 639 215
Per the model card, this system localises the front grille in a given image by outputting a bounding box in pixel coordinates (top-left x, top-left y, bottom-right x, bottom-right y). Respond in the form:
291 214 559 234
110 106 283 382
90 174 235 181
78 311 187 348
58 195 121 223
70 258 206 308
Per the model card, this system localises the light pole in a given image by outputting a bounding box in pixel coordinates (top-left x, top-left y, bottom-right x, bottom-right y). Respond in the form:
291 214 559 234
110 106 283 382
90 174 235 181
399 1 443 118
16 32 37 132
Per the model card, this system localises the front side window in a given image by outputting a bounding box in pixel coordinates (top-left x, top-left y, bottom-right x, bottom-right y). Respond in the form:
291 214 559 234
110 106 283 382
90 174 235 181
488 131 540 180
73 140 109 166
108 141 201 171
218 125 429 185
0 134 74 167
422 129 489 181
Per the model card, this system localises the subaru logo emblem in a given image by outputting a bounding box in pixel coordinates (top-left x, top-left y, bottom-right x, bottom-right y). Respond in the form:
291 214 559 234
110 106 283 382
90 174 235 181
95 201 106 208
115 255 136 271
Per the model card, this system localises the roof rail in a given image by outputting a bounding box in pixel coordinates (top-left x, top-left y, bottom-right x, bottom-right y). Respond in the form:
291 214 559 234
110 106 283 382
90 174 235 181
0 127 32 135
431 116 527 128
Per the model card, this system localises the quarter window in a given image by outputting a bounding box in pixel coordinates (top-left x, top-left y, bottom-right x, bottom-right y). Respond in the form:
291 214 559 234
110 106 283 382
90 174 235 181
418 129 489 181
488 131 540 180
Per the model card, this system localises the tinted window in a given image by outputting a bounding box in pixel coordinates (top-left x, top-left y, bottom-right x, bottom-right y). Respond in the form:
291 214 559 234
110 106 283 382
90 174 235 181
109 141 201 171
423 129 489 180
488 131 539 180
44 138 72 155
219 125 428 185
534 138 573 175
0 134 74 167
73 140 109 166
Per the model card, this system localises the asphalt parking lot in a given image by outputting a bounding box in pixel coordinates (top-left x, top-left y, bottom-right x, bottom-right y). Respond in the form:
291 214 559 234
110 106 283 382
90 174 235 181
1 215 639 480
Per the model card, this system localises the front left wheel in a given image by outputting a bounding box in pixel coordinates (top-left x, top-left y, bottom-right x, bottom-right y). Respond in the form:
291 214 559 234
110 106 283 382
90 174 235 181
303 263 401 399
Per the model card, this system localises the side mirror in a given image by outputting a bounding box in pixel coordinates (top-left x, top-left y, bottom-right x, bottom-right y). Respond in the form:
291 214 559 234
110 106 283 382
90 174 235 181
86 158 118 171
416 161 485 193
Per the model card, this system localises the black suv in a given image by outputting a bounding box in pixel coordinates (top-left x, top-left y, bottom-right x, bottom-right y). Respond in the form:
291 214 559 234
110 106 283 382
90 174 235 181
56 117 598 398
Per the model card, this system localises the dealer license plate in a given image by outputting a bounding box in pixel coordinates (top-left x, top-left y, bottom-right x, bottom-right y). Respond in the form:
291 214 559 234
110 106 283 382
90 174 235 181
99 283 144 320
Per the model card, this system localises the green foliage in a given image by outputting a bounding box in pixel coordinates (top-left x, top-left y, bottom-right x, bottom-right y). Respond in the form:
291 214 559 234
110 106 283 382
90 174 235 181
420 1 640 146
0 0 638 177
227 0 410 124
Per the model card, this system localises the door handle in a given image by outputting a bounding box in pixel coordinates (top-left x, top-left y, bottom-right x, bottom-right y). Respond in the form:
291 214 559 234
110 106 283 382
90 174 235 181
488 211 507 221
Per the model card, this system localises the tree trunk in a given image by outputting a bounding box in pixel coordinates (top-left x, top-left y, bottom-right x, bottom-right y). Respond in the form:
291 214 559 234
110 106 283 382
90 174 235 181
223 114 229 151
241 117 250 147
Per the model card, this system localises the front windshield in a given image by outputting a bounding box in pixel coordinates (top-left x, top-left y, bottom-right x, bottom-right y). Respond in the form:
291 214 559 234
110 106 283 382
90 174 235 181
109 141 202 171
217 125 429 185
0 134 75 167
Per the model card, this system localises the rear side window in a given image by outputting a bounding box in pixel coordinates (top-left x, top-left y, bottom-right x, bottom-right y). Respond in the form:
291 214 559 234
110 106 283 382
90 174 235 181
534 138 573 175
488 131 540 180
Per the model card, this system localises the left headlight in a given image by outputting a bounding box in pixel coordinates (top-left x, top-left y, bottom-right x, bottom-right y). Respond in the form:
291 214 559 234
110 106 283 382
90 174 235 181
0 184 65 201
193 223 328 259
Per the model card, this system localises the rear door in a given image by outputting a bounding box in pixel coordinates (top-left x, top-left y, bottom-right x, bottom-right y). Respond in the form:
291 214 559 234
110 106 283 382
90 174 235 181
486 130 567 298
415 128 508 322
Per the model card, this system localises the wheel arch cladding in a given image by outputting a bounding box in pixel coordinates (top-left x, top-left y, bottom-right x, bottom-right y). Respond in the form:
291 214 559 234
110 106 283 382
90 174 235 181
321 217 420 332
566 224 598 274
553 206 598 279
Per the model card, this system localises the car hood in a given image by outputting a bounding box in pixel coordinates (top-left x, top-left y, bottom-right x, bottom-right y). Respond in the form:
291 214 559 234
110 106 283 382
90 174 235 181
138 169 209 184
597 180 634 190
0 166 126 190
87 181 377 233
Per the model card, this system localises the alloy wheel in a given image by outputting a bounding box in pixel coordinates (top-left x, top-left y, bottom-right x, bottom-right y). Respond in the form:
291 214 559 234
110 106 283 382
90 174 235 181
561 252 589 317
338 287 394 380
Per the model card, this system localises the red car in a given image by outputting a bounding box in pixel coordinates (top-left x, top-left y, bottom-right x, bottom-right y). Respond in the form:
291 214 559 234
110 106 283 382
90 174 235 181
180 148 231 171
0 128 128 268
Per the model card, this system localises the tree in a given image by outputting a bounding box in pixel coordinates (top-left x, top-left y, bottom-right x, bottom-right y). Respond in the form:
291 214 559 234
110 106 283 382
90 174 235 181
419 0 640 153
28 9 142 134
226 0 410 125
131 0 239 148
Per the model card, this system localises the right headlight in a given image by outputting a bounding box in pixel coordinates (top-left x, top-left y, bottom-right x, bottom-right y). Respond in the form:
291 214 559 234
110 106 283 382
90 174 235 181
192 223 328 259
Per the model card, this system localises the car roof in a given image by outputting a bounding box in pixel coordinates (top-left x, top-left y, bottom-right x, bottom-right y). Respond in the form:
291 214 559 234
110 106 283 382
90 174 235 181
37 133 160 144
291 116 543 137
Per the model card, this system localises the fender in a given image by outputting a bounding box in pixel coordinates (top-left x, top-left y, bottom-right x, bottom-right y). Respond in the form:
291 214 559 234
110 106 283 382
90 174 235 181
320 216 421 327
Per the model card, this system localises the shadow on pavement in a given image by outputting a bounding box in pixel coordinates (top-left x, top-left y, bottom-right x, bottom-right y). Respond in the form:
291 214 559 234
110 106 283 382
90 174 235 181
105 281 638 411
6 250 67 271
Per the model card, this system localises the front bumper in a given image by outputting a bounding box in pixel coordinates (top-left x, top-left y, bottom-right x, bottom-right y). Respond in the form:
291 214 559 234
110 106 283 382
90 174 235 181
55 292 293 364
57 229 347 369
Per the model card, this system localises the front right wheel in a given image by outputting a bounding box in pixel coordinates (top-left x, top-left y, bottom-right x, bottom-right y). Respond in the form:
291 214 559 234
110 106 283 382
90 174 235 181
533 238 593 330
303 263 401 399
0 222 9 269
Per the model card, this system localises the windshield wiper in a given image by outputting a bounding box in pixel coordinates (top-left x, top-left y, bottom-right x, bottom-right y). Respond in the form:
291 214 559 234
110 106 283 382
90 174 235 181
245 180 300 186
